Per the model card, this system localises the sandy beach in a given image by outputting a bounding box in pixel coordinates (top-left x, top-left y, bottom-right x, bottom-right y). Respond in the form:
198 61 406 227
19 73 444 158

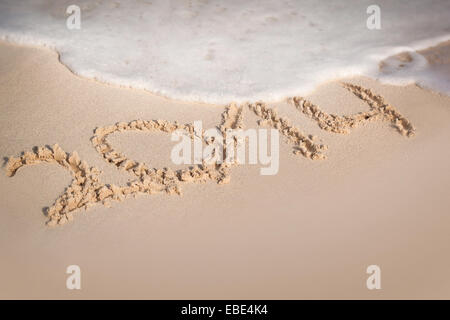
0 39 450 299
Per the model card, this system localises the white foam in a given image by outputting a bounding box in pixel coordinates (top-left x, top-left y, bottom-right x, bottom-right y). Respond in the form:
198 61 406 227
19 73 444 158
0 0 449 103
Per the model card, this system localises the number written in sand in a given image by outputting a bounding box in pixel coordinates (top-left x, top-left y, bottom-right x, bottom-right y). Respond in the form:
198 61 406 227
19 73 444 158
5 83 415 226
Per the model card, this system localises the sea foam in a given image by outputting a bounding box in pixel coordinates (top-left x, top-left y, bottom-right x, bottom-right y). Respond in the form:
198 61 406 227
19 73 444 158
0 0 449 103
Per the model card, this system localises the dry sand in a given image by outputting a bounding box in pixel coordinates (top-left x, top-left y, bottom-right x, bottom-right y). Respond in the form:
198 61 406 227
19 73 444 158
1 40 450 299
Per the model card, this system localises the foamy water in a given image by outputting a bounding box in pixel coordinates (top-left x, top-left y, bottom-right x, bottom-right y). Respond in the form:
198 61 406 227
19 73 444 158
0 0 449 103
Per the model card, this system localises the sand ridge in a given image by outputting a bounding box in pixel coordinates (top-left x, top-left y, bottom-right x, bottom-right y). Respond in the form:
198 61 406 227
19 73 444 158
5 105 244 226
5 84 415 226
289 83 415 136
248 102 327 160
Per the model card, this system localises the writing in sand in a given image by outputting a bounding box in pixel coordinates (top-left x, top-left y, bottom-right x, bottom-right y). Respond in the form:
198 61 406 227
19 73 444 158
5 83 415 226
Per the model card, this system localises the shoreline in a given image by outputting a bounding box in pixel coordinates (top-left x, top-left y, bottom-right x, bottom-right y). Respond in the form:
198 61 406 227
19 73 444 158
1 40 450 299
0 38 449 105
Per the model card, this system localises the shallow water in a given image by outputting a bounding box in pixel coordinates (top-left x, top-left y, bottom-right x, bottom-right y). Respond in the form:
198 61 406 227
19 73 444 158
0 0 449 103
